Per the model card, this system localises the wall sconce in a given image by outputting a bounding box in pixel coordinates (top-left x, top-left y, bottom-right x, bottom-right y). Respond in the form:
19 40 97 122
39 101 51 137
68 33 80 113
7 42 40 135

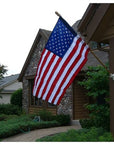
110 73 114 80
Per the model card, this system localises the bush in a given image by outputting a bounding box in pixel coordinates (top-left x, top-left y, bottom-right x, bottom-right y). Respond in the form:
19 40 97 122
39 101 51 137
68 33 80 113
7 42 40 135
78 65 110 131
38 110 70 126
0 104 21 115
38 109 53 121
10 89 22 107
36 127 114 142
53 114 70 126
0 115 60 139
80 119 94 129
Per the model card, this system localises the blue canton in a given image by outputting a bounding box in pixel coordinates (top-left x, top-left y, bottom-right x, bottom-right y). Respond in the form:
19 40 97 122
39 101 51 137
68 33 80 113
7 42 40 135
45 18 76 58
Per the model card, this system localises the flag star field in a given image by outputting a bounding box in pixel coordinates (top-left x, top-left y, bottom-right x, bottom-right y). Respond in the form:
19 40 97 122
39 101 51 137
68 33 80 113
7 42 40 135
45 18 75 58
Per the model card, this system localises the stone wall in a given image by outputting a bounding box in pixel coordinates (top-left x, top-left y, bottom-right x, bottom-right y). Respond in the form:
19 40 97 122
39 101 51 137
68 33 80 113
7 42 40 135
57 85 73 118
22 37 47 112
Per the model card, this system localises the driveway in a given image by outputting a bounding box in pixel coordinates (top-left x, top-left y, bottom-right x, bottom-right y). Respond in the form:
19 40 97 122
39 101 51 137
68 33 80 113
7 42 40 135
2 125 81 142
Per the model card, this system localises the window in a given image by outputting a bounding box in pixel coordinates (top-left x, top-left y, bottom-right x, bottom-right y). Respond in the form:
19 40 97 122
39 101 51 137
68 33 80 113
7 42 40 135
29 79 43 107
29 79 55 108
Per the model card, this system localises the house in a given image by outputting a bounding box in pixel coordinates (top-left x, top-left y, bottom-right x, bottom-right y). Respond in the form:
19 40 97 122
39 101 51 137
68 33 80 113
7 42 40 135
77 3 114 136
18 25 108 123
0 74 22 104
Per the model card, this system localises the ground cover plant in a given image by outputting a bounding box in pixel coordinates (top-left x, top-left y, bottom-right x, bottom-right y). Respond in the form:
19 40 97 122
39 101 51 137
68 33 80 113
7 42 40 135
0 110 70 139
36 127 114 142
0 114 60 139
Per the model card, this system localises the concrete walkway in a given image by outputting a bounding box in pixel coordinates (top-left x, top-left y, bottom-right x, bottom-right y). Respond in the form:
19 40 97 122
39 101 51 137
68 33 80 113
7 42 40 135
2 125 81 142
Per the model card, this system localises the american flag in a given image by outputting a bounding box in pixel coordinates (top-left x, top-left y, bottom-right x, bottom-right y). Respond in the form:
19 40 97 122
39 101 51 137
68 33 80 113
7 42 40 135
33 16 90 105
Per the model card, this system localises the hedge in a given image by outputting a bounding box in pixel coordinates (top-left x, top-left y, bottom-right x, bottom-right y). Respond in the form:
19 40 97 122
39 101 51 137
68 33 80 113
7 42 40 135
0 104 21 115
0 115 60 139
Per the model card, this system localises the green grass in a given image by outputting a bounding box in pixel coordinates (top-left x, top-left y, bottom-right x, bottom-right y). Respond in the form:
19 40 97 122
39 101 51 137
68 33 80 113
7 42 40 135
36 127 114 142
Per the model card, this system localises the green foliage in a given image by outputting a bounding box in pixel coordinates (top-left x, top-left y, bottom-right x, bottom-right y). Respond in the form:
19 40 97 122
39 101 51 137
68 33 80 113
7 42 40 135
36 127 113 142
38 109 53 121
0 64 7 79
80 104 110 131
0 104 21 115
78 65 110 131
53 114 70 126
0 64 7 98
80 119 94 129
0 115 60 139
38 110 70 126
10 89 22 107
78 65 109 99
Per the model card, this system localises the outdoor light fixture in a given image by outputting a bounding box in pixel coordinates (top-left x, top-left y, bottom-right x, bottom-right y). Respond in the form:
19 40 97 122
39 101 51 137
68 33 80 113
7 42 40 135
110 73 114 80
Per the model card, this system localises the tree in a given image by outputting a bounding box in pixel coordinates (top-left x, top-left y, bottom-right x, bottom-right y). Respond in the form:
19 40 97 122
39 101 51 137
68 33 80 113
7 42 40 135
0 64 7 98
0 64 7 79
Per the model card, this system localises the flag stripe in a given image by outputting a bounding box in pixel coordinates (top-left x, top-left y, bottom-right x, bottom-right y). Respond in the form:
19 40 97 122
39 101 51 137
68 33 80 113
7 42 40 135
47 38 84 102
38 56 60 98
33 49 46 96
35 51 53 97
54 46 90 105
51 42 87 104
33 49 49 96
35 53 56 98
40 57 62 99
42 36 81 101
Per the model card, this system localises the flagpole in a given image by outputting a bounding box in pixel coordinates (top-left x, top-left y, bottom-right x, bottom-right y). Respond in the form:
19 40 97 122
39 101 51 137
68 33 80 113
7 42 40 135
55 11 110 73
55 11 61 17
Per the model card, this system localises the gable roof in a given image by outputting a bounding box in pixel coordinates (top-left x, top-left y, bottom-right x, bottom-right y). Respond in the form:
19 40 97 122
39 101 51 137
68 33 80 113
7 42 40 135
0 74 19 89
18 29 51 81
82 50 108 70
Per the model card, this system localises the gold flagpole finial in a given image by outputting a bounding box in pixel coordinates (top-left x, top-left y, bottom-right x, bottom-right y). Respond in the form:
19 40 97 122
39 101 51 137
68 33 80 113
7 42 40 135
55 11 61 17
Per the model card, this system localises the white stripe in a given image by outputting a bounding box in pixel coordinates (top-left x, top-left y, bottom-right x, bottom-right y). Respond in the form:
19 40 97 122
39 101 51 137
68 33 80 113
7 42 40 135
48 39 85 103
53 45 89 105
42 36 79 100
34 50 52 96
38 56 59 98
33 49 48 96
34 52 53 97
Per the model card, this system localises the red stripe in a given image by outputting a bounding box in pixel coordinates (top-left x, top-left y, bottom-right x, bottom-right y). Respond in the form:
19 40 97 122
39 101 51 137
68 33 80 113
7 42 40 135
33 49 46 94
35 50 50 93
57 48 90 105
45 38 82 101
52 43 86 103
41 57 62 100
35 53 56 97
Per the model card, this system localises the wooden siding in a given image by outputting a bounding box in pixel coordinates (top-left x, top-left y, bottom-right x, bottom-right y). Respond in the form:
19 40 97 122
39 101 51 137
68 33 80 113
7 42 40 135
73 76 89 119
28 107 57 115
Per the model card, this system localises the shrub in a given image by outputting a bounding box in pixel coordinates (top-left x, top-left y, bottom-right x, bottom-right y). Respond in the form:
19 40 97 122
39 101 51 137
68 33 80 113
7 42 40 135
78 65 110 131
10 89 22 107
38 110 70 126
53 114 70 126
80 119 94 129
0 114 8 121
38 109 53 121
36 127 114 142
0 104 21 115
